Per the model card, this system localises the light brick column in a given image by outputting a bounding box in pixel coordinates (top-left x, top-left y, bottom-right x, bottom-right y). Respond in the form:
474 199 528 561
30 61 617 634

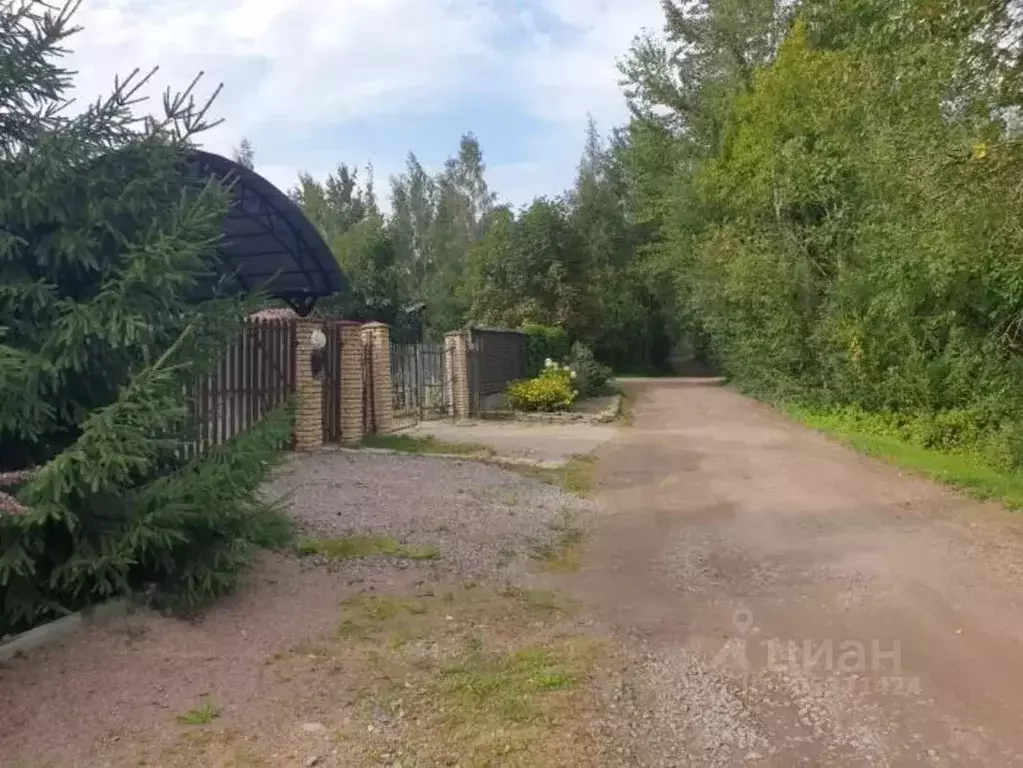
338 321 364 444
445 330 470 421
293 317 325 452
361 322 394 434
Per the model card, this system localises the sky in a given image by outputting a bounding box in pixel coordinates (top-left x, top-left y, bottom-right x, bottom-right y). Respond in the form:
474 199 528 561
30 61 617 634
65 0 665 211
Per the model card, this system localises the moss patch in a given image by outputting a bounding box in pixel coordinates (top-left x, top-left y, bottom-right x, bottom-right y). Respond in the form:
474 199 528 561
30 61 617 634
362 433 493 456
296 535 440 561
504 454 597 496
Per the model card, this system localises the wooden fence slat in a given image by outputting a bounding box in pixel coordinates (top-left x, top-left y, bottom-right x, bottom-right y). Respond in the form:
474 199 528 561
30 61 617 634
246 325 255 429
179 317 300 459
217 348 227 446
273 322 280 409
263 322 272 414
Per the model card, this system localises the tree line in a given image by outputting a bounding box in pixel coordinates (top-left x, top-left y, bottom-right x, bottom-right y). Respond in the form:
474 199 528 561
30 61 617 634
237 123 673 372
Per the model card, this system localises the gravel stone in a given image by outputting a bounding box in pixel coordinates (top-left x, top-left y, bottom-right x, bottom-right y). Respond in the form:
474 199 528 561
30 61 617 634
267 451 590 577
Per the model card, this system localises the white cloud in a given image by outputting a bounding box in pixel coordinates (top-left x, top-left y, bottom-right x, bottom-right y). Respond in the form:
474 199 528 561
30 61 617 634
64 0 664 205
513 1 663 130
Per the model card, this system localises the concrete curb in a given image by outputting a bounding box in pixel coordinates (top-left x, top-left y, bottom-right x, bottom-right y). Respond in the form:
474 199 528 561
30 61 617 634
0 599 130 662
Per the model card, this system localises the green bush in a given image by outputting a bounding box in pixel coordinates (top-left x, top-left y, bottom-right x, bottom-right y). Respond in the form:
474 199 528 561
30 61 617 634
505 365 577 412
523 323 570 377
565 342 613 397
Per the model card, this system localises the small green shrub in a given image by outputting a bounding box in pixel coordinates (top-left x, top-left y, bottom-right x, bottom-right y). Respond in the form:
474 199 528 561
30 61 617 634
505 366 577 412
983 422 1023 470
565 342 613 397
176 696 219 725
522 324 570 377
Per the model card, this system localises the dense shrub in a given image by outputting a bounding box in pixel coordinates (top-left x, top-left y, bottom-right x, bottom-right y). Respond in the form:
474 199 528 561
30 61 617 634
505 364 577 412
565 342 613 397
523 323 570 377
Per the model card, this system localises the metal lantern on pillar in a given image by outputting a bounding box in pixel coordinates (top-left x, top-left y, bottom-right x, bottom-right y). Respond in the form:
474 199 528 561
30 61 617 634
309 328 327 378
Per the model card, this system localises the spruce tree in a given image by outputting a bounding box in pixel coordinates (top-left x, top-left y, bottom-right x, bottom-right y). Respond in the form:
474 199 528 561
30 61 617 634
0 0 292 635
232 136 255 170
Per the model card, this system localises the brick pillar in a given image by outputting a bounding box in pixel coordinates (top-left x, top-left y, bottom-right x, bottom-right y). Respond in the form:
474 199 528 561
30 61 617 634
445 330 470 421
361 322 394 434
293 318 325 452
339 321 364 444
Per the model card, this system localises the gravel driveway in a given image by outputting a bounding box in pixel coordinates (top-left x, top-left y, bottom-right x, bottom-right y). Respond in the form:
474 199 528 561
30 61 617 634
0 450 597 767
267 449 591 576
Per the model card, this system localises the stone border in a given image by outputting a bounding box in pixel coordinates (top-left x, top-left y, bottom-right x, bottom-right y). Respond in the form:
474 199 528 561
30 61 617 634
479 394 622 425
0 599 129 662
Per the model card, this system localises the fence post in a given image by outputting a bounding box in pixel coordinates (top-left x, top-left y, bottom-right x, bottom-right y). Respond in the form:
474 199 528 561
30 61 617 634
293 317 325 452
361 322 394 434
336 321 364 445
445 330 470 421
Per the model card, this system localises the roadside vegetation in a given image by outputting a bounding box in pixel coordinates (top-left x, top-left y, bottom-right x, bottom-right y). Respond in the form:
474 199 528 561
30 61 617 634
503 454 597 497
619 1 1023 501
361 433 493 456
789 405 1023 510
296 535 441 561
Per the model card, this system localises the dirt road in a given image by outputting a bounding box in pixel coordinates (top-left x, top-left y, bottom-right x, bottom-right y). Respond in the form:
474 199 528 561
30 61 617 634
576 379 1023 766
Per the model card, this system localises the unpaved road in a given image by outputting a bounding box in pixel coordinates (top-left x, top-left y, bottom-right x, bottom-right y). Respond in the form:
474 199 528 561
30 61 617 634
575 379 1023 766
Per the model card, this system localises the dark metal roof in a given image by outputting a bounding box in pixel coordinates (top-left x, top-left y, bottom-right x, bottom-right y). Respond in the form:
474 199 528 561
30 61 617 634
184 151 346 315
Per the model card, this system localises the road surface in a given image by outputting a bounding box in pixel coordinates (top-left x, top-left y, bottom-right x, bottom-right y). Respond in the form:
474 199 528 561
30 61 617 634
578 379 1023 766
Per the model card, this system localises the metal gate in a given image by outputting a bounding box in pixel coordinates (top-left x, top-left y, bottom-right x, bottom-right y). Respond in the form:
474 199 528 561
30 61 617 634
322 320 344 443
466 328 526 415
391 340 448 430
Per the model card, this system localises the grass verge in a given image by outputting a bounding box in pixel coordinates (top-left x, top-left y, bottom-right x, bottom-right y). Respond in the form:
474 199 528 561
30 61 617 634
361 433 493 456
788 404 1023 510
504 454 596 496
297 535 440 560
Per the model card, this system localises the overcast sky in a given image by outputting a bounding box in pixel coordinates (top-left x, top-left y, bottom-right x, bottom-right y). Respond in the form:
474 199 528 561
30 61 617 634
65 0 663 209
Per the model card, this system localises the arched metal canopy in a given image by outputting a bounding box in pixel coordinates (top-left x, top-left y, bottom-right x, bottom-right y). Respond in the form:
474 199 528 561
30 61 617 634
184 150 346 316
